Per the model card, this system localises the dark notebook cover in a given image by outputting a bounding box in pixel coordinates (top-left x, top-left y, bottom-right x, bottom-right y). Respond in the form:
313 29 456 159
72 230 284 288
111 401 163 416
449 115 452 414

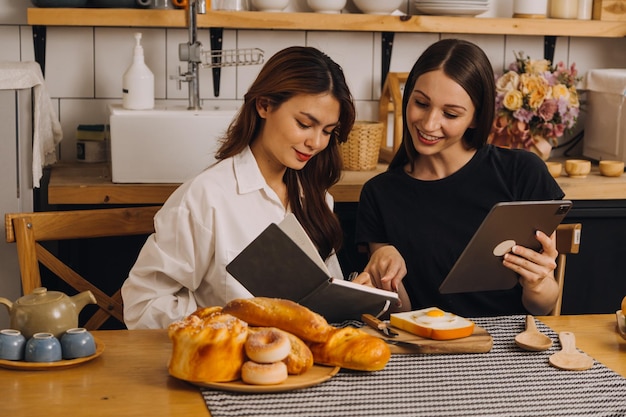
226 214 398 322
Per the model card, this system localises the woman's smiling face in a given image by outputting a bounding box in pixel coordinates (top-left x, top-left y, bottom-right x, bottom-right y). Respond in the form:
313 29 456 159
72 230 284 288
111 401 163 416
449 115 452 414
406 69 476 158
253 92 340 172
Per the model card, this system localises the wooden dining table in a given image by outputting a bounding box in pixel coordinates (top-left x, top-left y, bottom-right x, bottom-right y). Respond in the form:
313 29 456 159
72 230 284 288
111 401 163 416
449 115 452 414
2 313 624 417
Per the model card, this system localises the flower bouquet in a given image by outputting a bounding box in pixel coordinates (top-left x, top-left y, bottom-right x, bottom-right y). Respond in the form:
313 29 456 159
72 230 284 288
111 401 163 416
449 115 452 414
488 51 581 160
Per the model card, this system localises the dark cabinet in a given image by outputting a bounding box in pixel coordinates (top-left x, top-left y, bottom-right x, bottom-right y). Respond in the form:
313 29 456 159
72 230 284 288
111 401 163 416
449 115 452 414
335 200 626 315
561 200 626 314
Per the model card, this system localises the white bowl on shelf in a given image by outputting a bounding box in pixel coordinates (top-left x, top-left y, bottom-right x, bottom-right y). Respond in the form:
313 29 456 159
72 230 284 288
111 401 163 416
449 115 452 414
250 0 290 12
353 0 403 14
307 0 347 13
31 0 88 6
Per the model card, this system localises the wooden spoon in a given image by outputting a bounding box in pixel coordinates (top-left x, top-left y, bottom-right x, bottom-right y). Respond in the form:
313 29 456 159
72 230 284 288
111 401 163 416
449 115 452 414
515 315 553 351
549 331 594 371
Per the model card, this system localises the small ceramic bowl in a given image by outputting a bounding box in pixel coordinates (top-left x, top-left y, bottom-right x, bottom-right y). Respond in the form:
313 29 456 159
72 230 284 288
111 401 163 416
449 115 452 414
61 328 97 359
87 0 137 7
353 0 403 14
0 329 27 361
24 333 63 362
250 0 289 11
307 0 347 14
31 0 89 6
565 159 591 178
545 161 563 178
599 160 624 177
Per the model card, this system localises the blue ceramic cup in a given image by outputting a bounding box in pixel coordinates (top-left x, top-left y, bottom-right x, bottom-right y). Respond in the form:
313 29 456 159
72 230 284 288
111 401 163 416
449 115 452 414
24 332 63 362
60 328 96 359
0 329 27 361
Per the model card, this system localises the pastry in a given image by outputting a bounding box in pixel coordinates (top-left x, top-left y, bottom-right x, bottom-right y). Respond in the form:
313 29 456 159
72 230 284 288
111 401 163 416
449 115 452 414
308 326 391 371
222 297 333 343
167 306 249 382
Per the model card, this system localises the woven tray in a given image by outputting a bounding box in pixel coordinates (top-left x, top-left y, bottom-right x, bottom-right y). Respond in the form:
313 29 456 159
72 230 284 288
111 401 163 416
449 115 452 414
339 121 383 171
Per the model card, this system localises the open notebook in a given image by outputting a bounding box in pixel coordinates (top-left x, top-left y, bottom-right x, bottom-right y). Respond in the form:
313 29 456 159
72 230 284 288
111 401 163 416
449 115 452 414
226 214 398 322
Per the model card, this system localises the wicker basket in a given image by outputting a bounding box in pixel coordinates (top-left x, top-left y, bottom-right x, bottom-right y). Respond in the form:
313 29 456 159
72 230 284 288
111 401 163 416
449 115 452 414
339 121 384 171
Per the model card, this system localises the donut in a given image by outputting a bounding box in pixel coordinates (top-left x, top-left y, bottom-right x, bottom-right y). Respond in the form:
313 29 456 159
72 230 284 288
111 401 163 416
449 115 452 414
245 327 291 363
241 360 288 385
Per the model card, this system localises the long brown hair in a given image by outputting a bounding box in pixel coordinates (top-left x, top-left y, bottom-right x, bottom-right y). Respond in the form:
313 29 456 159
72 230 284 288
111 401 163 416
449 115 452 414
216 46 356 260
390 39 496 170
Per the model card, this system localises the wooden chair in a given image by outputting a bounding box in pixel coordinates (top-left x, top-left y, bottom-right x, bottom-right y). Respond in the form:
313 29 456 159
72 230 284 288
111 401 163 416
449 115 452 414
551 223 582 316
4 206 160 330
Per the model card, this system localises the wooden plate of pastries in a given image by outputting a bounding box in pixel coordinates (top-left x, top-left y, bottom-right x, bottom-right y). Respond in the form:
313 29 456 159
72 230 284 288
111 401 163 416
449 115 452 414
195 364 340 393
167 298 392 393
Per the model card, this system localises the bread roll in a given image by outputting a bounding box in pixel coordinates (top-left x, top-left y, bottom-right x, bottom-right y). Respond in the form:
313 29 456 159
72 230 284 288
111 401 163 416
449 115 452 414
168 306 249 382
308 327 391 371
223 297 333 343
281 330 314 375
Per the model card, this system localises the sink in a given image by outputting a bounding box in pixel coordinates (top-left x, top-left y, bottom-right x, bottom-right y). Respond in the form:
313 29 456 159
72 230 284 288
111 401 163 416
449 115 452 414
109 104 238 183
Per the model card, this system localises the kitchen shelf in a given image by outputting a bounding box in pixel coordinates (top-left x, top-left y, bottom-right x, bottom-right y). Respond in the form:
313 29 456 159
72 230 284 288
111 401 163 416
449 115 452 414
47 159 626 205
27 8 626 38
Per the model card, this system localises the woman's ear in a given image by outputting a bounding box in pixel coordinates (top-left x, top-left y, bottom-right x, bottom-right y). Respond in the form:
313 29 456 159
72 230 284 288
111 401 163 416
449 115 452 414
256 97 270 118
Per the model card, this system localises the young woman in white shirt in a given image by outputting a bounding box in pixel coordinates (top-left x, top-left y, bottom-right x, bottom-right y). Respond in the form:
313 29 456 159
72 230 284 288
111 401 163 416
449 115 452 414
122 46 361 329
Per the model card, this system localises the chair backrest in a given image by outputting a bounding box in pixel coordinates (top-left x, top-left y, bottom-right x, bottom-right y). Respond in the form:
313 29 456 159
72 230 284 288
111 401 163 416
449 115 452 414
551 223 582 316
4 206 160 330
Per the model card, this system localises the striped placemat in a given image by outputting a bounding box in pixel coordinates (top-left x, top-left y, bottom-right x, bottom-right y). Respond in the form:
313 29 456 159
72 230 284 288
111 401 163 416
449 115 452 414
201 315 626 417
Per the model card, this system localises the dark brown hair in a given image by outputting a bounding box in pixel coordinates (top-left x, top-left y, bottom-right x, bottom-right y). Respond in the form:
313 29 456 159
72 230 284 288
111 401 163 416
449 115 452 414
216 46 356 259
390 38 496 170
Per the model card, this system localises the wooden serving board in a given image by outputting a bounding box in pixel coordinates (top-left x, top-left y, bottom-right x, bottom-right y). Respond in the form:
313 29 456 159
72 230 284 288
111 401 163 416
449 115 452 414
361 324 493 354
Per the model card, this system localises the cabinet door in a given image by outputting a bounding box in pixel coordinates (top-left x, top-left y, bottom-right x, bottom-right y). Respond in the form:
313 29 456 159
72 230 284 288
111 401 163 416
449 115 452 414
0 89 34 328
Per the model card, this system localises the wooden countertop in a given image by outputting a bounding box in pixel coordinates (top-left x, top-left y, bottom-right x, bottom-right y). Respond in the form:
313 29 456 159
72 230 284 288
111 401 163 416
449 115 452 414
46 162 388 205
539 314 626 377
1 314 624 417
549 157 626 201
46 159 626 205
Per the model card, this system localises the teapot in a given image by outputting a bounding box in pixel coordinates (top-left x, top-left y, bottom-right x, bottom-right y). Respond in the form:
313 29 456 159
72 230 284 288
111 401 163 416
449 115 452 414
0 287 97 339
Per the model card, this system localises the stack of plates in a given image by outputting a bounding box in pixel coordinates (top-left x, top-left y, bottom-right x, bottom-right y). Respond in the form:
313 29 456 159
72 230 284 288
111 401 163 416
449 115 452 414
413 0 490 16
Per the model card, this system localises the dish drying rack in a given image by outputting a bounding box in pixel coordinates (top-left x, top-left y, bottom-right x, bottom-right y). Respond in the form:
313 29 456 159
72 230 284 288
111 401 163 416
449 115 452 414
173 0 264 109
200 47 264 69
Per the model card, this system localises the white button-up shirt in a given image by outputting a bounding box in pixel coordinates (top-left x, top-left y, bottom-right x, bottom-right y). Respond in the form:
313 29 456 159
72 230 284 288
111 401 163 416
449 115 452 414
121 146 344 329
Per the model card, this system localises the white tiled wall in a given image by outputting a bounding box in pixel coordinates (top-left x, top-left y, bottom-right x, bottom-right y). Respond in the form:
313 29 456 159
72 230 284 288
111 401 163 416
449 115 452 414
1 0 625 160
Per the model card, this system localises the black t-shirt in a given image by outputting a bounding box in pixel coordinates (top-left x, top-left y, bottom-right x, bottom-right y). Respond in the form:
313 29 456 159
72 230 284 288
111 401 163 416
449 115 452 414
356 145 565 317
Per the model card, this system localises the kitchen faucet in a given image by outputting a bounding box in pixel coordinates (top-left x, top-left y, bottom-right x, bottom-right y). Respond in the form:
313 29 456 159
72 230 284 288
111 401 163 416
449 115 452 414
176 0 206 110
173 0 263 109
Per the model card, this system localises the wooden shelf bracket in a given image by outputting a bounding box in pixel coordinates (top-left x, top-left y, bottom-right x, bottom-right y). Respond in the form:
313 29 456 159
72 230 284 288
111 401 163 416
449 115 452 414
378 72 408 163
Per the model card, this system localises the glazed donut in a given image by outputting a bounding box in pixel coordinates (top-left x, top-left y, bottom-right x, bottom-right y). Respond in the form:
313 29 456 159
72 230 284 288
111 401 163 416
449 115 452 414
245 328 291 363
241 360 288 385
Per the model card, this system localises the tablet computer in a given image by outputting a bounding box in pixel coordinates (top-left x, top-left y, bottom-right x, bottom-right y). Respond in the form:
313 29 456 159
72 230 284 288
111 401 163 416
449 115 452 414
438 200 573 294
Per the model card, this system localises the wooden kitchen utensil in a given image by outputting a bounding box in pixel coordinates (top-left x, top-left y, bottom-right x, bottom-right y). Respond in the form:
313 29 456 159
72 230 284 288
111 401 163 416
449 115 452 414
362 313 399 337
515 315 553 351
549 331 594 371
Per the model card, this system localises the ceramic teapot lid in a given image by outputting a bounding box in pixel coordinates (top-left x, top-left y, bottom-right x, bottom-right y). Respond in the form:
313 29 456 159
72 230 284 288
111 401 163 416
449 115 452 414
17 287 64 305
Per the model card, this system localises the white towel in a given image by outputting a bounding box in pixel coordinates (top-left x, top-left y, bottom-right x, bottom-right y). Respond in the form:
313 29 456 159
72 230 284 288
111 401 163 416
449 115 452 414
0 61 63 188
